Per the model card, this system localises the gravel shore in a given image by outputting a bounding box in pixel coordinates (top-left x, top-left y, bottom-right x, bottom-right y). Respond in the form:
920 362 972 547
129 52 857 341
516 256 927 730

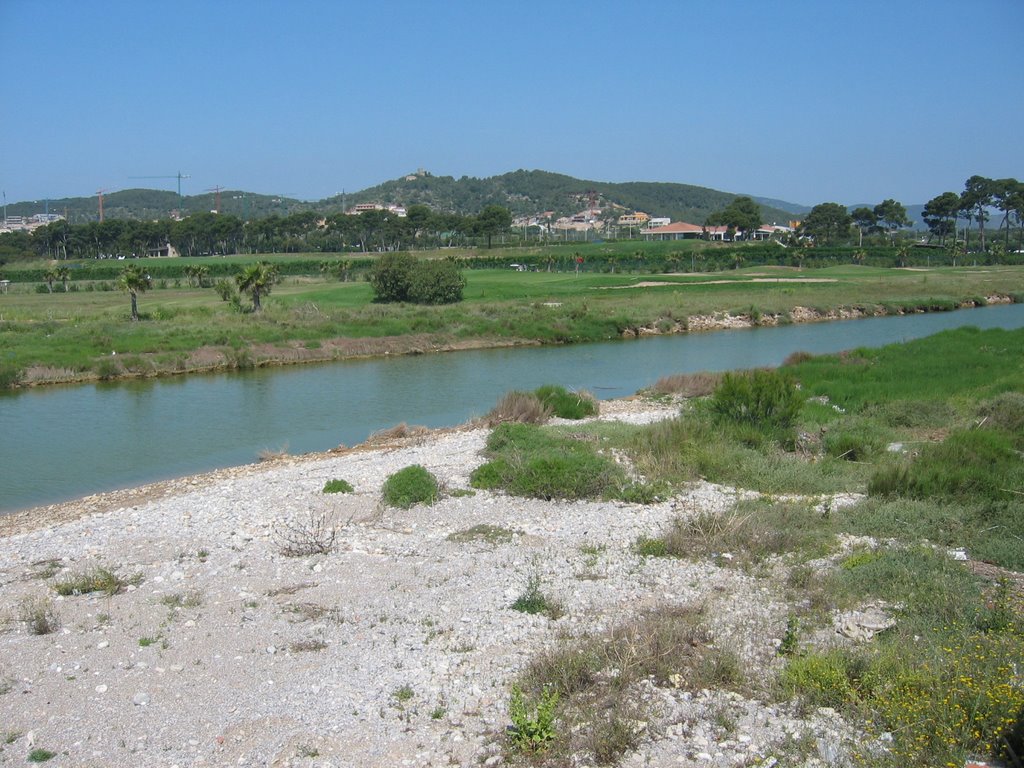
0 398 857 767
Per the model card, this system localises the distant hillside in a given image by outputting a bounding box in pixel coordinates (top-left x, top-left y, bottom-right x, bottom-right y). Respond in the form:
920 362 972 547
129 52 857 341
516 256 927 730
337 169 801 225
6 171 815 226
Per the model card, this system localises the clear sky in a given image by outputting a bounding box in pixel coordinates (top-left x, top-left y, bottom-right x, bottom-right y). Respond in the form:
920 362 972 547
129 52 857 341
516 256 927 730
2 0 1021 209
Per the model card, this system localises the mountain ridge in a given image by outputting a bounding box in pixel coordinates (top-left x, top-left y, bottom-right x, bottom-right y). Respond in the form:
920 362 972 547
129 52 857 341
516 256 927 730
4 170 899 226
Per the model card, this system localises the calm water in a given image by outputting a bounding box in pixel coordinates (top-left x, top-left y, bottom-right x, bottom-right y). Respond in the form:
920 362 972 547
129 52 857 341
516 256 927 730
2 303 1023 514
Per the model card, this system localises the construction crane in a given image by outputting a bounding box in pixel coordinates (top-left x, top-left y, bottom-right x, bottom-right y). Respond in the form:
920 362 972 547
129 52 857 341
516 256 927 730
96 189 110 222
206 185 224 214
128 171 191 210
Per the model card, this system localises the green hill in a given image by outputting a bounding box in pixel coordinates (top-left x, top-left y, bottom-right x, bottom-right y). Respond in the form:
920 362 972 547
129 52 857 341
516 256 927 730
5 170 803 225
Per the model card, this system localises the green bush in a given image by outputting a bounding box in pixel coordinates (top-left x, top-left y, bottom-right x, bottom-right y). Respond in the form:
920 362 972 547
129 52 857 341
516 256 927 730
322 478 354 494
381 464 439 508
369 252 417 302
780 650 860 709
470 423 626 500
823 417 888 460
406 259 465 304
977 391 1024 442
0 364 23 389
534 384 598 419
710 369 804 434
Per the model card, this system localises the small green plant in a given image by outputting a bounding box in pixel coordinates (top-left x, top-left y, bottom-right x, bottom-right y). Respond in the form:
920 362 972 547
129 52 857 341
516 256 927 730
534 384 598 420
297 744 319 758
778 615 799 657
160 591 203 609
138 635 160 647
53 566 138 597
322 478 354 494
381 465 439 509
27 748 56 763
508 684 559 753
510 574 564 619
392 684 414 703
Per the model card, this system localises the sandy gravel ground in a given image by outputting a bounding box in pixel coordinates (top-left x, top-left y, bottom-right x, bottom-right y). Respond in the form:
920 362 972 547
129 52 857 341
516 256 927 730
0 399 860 767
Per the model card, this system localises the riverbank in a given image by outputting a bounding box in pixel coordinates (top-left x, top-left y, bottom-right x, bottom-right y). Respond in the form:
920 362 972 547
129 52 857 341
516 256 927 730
12 291 1019 388
3 398 853 768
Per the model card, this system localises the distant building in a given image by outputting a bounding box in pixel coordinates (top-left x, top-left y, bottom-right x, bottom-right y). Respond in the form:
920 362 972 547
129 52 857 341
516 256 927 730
647 217 671 229
618 212 650 227
643 221 704 240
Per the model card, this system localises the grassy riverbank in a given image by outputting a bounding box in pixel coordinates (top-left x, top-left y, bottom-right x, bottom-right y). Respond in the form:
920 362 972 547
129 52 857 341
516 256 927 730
481 326 1023 767
2 262 1023 387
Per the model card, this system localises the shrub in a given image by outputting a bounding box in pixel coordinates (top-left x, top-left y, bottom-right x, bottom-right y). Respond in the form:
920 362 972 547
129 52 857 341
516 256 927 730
406 259 465 304
275 511 337 556
382 464 439 508
322 478 354 494
534 384 598 419
369 252 416 302
710 369 805 434
780 650 860 709
471 423 626 500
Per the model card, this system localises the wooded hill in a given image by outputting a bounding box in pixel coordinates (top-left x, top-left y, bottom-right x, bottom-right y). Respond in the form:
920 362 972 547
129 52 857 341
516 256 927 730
6 170 803 226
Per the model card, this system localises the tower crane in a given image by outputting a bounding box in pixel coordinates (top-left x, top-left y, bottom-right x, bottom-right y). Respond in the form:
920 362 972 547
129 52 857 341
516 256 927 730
206 186 224 214
96 189 110 222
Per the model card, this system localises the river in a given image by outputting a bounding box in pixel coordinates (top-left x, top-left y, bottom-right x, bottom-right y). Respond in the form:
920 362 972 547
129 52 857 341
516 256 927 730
2 303 1023 514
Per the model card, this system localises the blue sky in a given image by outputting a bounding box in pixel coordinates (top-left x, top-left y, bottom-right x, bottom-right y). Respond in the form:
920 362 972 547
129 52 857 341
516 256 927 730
2 0 1021 209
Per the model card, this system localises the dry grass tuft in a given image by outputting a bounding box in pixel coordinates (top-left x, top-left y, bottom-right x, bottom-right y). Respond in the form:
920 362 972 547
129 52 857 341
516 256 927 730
486 390 551 426
650 371 723 397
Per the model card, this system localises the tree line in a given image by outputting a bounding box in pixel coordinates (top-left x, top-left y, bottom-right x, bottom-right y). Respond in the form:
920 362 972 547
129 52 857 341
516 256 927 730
797 175 1023 251
0 205 513 263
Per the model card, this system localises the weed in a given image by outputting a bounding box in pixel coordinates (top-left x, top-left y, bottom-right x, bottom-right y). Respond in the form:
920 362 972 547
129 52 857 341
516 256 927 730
53 566 139 597
647 370 722 397
778 615 799 657
711 368 805 436
257 443 289 461
381 465 439 508
275 511 337 557
18 595 60 635
138 636 161 647
27 748 56 763
322 478 354 494
507 684 559 753
430 705 446 720
297 744 319 758
510 574 564 619
392 684 414 703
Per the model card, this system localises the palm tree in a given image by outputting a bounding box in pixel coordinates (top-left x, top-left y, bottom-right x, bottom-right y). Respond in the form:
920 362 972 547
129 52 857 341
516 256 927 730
119 264 152 321
56 266 70 292
236 262 278 312
43 267 58 293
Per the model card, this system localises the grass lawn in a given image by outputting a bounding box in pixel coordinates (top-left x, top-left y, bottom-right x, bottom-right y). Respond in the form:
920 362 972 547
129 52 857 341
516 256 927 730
1 262 1023 386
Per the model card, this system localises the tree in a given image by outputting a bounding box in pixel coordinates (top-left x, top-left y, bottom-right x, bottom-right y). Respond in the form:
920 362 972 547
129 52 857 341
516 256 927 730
706 196 763 240
119 264 152 321
235 262 278 312
43 267 58 293
56 266 70 292
991 178 1022 249
961 175 994 252
873 199 910 244
850 207 877 247
474 205 512 248
922 192 960 246
799 203 852 244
